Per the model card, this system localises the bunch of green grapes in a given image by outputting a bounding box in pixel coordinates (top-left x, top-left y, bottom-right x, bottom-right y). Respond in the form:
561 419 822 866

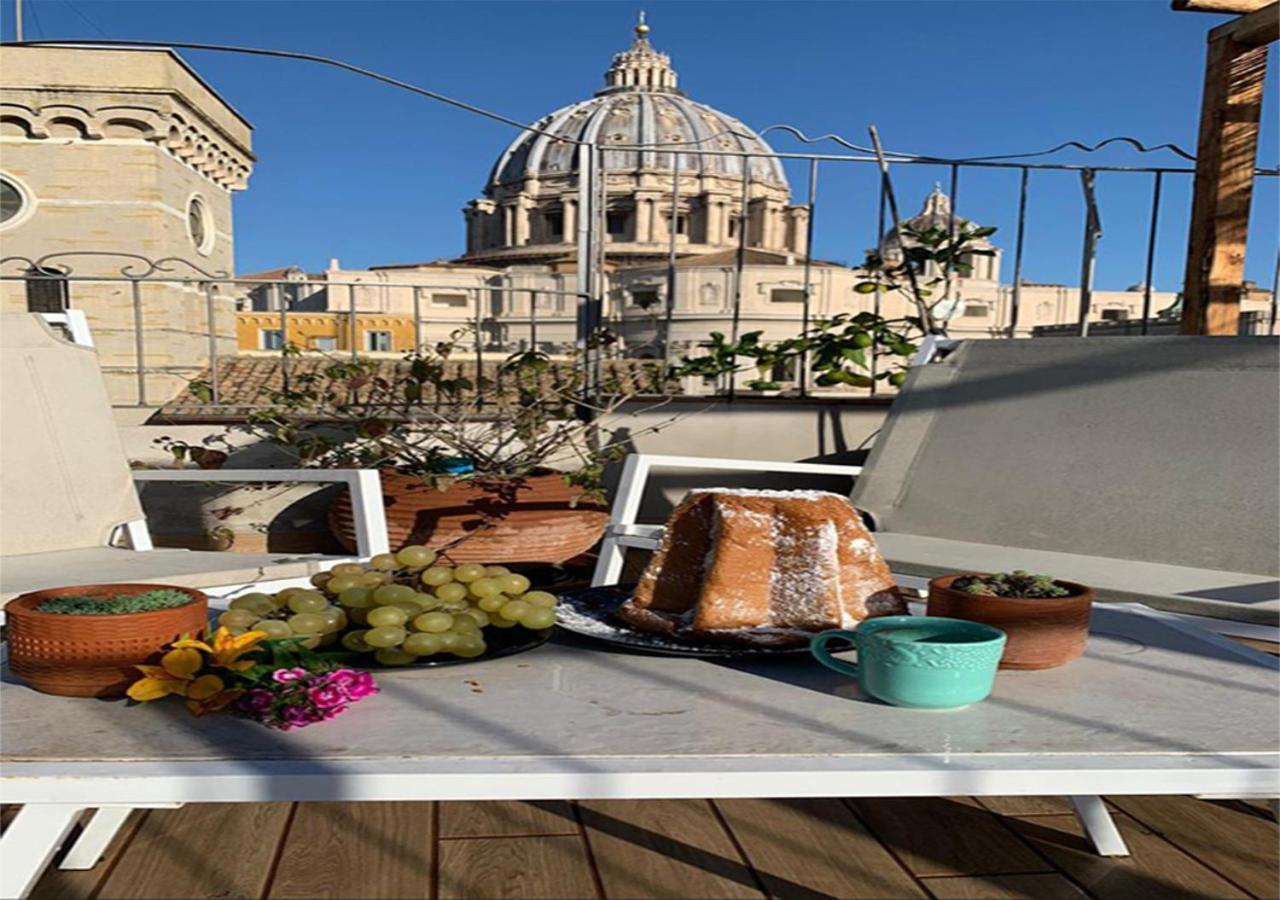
220 586 347 648
308 545 559 666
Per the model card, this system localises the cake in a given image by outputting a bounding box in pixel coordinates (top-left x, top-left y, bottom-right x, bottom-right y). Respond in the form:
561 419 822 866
619 489 906 646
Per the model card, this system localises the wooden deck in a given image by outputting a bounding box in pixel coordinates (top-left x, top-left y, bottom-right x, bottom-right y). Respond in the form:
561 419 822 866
12 793 1277 899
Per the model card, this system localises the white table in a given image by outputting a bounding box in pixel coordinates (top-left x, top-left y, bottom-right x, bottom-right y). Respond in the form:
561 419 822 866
2 604 1277 898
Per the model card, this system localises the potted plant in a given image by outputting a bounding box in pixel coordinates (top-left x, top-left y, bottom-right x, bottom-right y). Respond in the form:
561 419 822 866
189 330 690 564
926 570 1093 670
6 584 210 697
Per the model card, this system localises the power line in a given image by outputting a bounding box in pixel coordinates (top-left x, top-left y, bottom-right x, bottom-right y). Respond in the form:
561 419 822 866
61 0 109 38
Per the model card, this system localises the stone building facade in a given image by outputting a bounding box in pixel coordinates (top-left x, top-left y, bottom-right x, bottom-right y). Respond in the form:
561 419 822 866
0 46 253 403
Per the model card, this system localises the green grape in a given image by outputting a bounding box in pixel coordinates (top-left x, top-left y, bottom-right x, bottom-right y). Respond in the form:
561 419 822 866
412 592 443 611
251 618 292 639
440 601 470 614
476 595 505 613
288 592 329 614
520 607 556 630
461 608 490 628
484 565 511 577
434 582 468 604
338 586 372 608
394 599 425 616
298 635 322 650
324 574 361 595
367 606 409 628
229 594 276 616
341 630 372 652
288 612 328 635
365 626 408 648
374 647 417 666
451 615 480 634
372 584 415 606
218 609 259 629
468 577 503 599
453 563 486 583
359 572 389 588
524 591 558 609
318 633 339 648
420 566 454 587
437 631 462 651
452 637 486 658
309 572 331 589
274 587 306 600
413 611 453 633
330 563 366 576
403 632 444 656
499 599 531 622
497 574 532 595
488 615 516 629
369 553 400 571
318 608 348 633
396 545 437 569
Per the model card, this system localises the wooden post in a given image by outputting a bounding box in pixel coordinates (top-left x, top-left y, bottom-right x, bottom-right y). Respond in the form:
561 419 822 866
1179 5 1277 334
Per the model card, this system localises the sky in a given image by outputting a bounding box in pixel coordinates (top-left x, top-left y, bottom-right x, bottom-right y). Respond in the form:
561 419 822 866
3 0 1277 291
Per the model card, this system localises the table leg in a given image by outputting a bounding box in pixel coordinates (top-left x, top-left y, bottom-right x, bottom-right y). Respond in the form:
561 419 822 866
58 807 133 871
0 804 84 899
1070 795 1130 857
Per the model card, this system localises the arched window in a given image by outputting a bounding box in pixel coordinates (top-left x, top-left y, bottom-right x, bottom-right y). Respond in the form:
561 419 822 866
0 172 35 230
187 194 214 254
25 266 68 313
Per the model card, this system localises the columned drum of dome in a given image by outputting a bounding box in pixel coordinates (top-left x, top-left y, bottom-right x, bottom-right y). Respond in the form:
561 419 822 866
460 18 811 267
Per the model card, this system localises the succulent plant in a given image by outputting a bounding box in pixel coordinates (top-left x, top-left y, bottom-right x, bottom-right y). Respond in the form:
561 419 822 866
35 589 195 616
951 571 1072 599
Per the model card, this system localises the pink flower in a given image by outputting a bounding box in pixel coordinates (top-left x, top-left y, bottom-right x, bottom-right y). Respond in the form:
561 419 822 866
239 690 275 714
320 706 348 721
309 685 346 709
343 672 379 700
281 706 316 727
272 667 309 684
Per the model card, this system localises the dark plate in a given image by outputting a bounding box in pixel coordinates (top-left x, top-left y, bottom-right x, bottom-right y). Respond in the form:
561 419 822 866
555 585 812 658
349 626 552 670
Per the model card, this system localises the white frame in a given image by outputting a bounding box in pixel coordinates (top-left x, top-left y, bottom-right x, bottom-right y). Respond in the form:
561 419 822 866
35 310 93 348
130 468 390 559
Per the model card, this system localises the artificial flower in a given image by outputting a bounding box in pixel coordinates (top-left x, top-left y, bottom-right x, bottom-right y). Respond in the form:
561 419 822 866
172 626 268 672
126 648 204 701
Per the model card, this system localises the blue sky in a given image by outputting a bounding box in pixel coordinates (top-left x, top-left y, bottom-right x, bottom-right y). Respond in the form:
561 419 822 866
5 0 1277 290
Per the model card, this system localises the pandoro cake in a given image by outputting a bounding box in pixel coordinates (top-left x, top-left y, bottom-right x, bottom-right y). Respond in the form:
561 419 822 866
618 489 906 646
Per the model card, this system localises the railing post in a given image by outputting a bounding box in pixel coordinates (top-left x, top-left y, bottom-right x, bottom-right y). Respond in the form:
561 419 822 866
1141 171 1163 335
1009 167 1030 338
727 153 751 400
662 151 681 369
348 283 358 361
799 158 818 396
1076 168 1101 337
130 278 146 406
413 287 423 353
204 281 220 405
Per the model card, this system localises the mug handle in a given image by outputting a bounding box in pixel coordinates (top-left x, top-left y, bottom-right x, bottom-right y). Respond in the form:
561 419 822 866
810 629 860 678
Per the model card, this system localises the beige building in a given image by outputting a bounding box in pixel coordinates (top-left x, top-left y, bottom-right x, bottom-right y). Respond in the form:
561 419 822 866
0 45 253 403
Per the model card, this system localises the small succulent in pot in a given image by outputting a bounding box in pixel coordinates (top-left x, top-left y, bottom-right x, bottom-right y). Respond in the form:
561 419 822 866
34 589 197 616
926 572 1092 670
950 571 1073 599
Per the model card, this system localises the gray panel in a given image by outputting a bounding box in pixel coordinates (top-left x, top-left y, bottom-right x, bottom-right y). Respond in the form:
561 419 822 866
854 338 1280 576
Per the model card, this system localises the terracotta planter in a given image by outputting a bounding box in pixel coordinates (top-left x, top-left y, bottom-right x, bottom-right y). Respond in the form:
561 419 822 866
6 584 209 697
329 471 609 564
926 574 1093 670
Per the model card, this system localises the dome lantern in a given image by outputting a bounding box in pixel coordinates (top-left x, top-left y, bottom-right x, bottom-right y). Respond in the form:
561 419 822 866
601 12 679 94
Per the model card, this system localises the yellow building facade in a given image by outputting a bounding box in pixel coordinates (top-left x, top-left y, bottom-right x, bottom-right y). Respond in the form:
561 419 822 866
235 312 418 355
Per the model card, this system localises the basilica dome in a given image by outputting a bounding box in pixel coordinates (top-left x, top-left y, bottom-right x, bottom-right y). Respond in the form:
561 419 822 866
461 16 807 265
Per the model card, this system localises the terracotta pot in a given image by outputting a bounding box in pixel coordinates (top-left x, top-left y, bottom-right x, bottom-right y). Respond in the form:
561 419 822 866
6 584 209 697
926 574 1093 670
329 471 609 564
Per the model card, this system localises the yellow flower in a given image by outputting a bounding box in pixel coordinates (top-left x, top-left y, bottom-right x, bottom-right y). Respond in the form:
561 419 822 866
172 627 268 672
126 647 204 701
183 674 243 717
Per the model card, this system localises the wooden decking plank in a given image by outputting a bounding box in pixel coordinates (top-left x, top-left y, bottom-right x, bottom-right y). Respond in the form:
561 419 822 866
975 796 1075 816
267 801 432 899
846 797 1051 877
1108 795 1278 898
920 873 1090 898
436 835 598 899
1005 811 1252 899
578 799 763 899
94 802 292 900
438 801 577 838
30 809 148 900
716 797 927 899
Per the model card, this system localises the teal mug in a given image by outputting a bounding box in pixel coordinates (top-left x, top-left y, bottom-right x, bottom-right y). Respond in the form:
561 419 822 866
810 616 1007 709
